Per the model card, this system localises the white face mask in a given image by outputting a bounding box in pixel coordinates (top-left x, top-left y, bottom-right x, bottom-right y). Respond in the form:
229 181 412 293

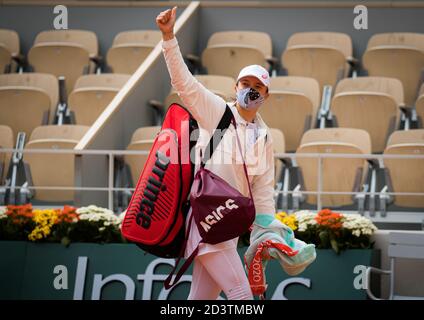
236 87 265 110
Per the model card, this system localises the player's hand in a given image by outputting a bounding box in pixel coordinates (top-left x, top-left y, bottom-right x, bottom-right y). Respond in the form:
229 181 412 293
156 6 177 37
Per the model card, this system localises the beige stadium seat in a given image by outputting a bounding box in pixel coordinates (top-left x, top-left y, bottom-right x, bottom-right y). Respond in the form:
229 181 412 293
281 32 353 90
164 75 236 111
124 126 160 185
34 29 98 57
28 124 88 141
24 125 89 202
0 73 58 140
201 31 272 78
363 33 424 106
296 128 371 207
387 129 424 146
259 76 320 152
0 125 13 184
383 129 424 208
331 77 404 153
106 30 162 74
269 128 285 182
207 31 274 61
416 84 424 127
0 29 20 73
28 30 99 94
68 74 131 125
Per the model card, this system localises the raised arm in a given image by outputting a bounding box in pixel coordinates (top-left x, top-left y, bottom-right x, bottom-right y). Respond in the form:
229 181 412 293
156 7 226 133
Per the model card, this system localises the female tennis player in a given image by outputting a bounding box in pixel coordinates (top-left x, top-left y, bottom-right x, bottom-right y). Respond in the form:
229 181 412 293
157 6 316 300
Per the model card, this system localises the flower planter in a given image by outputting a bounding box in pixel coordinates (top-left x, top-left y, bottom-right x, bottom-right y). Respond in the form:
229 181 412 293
0 241 379 300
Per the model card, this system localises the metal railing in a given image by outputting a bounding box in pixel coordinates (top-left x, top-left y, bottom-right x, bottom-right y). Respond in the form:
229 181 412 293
1 148 423 226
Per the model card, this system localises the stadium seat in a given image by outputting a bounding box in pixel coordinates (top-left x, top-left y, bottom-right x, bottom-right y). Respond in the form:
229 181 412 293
383 129 424 208
23 125 89 202
0 125 13 185
124 126 160 186
363 33 424 106
416 83 424 127
28 30 99 94
269 127 285 183
201 31 273 78
0 73 58 139
331 77 404 153
68 73 131 125
281 32 355 90
295 128 371 208
106 30 162 74
0 29 20 73
259 76 320 152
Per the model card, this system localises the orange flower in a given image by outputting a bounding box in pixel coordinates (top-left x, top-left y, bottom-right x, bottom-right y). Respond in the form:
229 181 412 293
63 205 77 214
6 203 33 216
55 205 79 224
6 204 34 223
315 208 343 230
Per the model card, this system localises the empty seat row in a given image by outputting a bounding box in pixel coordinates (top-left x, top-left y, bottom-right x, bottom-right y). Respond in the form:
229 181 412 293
0 29 161 94
0 125 89 203
2 70 420 159
3 28 424 106
293 128 424 210
0 73 58 141
164 74 421 153
0 124 283 205
122 125 285 189
122 125 424 211
0 73 130 141
197 31 424 107
1 124 422 212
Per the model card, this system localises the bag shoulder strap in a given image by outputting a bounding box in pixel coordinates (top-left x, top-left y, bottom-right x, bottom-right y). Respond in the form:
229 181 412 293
200 105 234 168
200 104 254 201
232 118 254 201
164 214 197 289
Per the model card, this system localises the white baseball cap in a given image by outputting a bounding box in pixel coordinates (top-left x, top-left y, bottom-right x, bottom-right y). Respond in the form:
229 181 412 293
236 65 270 87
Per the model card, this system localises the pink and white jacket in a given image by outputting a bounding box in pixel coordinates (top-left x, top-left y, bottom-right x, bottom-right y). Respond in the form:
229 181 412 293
161 37 276 258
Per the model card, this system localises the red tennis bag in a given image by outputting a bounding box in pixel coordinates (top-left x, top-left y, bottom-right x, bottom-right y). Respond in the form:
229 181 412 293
121 103 198 258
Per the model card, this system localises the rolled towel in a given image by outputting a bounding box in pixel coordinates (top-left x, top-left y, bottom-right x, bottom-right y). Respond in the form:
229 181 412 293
244 214 317 297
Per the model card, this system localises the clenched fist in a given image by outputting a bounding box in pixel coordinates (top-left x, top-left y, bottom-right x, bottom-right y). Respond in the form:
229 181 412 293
156 6 177 40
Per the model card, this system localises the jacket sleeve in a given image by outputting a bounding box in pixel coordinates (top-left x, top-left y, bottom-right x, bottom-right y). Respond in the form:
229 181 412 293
162 37 226 133
251 131 276 217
